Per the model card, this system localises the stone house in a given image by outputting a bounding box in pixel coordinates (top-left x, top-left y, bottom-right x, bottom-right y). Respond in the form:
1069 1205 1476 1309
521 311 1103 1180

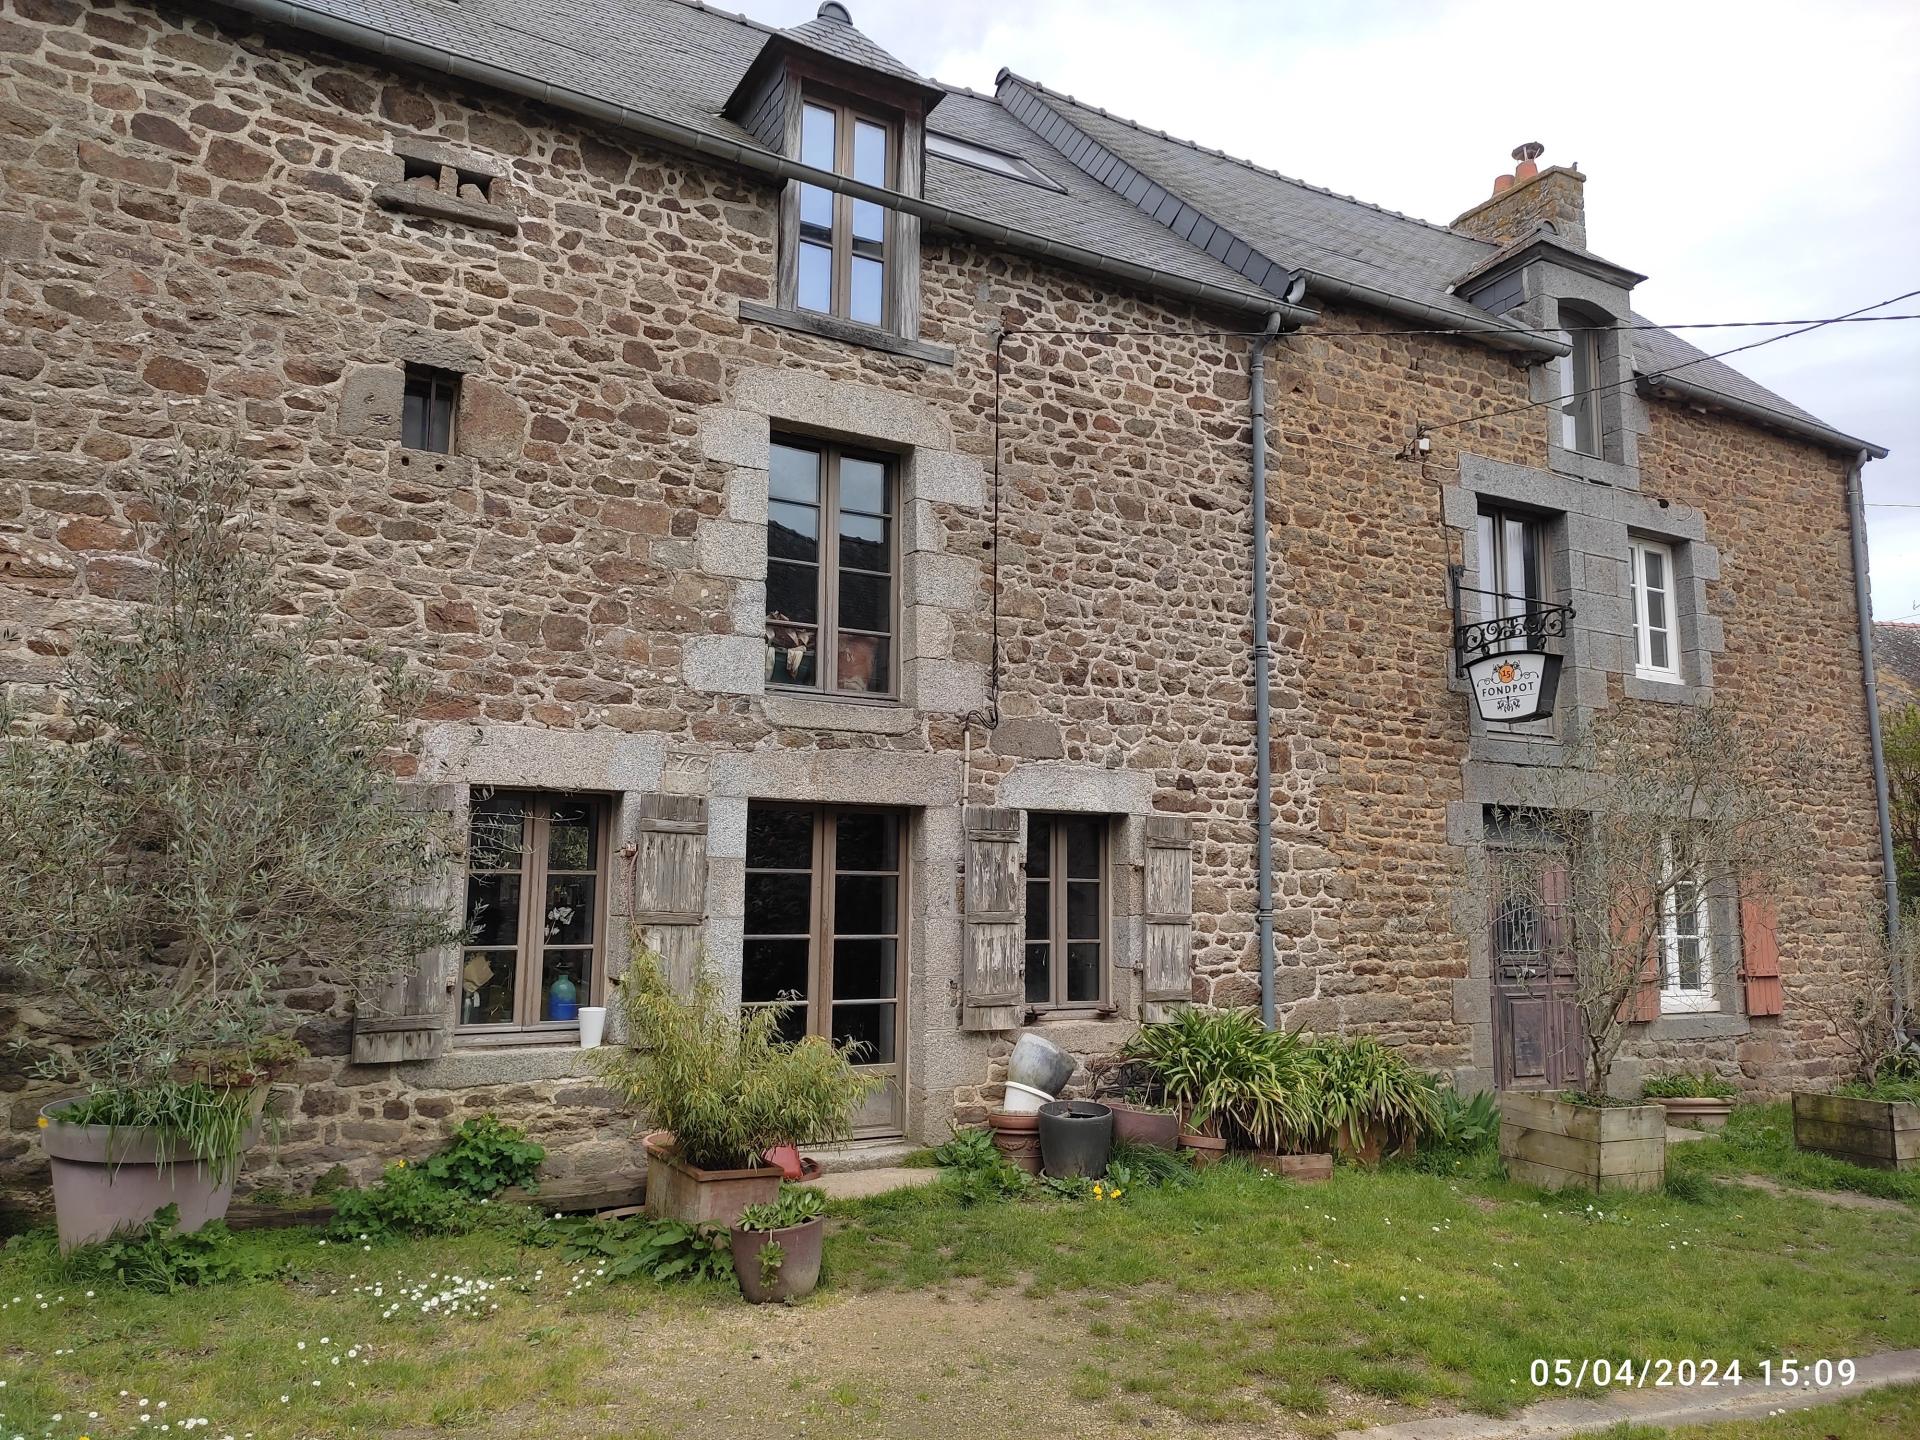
0 0 1895 1211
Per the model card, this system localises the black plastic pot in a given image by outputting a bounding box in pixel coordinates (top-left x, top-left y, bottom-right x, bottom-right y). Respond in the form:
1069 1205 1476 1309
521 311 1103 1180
1037 1100 1113 1179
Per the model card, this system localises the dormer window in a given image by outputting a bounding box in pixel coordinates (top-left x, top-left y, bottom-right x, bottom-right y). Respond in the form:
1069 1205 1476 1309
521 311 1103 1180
798 97 896 327
1558 317 1602 457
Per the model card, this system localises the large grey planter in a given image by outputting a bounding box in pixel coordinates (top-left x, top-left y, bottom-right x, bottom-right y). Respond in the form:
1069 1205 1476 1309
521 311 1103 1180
40 1099 260 1252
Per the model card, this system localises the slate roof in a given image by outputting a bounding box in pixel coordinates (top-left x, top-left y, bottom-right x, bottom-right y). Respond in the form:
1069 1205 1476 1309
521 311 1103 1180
237 0 1870 452
1875 623 1920 708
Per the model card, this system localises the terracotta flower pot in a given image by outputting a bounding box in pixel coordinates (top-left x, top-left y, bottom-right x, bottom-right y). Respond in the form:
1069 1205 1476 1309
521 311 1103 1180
1108 1103 1180 1151
985 1110 1043 1174
731 1215 825 1303
1178 1132 1228 1168
642 1131 782 1227
40 1098 263 1252
1653 1096 1733 1131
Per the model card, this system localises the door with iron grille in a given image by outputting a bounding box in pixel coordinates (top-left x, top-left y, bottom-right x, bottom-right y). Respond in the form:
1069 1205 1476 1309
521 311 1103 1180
1490 854 1585 1091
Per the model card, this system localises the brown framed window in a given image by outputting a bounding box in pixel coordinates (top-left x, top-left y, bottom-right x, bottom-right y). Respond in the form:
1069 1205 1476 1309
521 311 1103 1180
1024 813 1108 1009
742 804 904 1067
796 94 894 327
402 364 459 454
766 437 895 695
458 791 607 1039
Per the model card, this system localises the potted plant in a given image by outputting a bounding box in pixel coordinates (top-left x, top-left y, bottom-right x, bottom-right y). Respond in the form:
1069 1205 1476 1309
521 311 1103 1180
1087 1057 1180 1151
1307 1035 1440 1163
2 456 459 1249
591 947 876 1226
1641 1071 1738 1130
731 1183 827 1303
1122 1007 1314 1167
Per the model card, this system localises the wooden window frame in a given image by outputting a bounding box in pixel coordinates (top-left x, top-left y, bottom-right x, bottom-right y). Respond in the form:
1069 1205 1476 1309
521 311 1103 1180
794 88 898 329
456 790 611 1045
1023 812 1112 1014
766 436 898 700
402 364 459 455
1658 833 1718 1014
1558 323 1602 457
1475 503 1548 654
741 804 907 1103
1629 537 1682 683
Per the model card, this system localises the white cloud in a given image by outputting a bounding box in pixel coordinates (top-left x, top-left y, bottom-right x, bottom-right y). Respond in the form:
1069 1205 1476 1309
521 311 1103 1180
757 0 1919 613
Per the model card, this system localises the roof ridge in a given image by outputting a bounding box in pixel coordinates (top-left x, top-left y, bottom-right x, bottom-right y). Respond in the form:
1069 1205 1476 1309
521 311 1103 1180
656 0 781 41
997 68 1485 244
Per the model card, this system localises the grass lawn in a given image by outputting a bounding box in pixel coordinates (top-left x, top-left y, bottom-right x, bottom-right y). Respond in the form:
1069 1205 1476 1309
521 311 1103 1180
2 1118 1915 1439
1666 1102 1920 1207
1570 1382 1920 1438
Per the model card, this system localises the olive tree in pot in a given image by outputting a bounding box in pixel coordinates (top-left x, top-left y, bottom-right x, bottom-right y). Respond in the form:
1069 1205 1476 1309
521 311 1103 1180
590 947 877 1227
1480 706 1808 1192
1 455 459 1249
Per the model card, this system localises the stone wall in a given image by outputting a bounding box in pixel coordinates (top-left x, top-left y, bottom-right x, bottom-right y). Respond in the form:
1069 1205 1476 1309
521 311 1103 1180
0 0 1888 1219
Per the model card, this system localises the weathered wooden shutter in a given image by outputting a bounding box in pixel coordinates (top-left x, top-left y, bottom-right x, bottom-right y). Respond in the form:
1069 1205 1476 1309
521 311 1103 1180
1738 894 1784 1017
961 807 1023 1031
351 783 460 1064
1141 815 1195 1022
1606 879 1662 1024
629 794 708 996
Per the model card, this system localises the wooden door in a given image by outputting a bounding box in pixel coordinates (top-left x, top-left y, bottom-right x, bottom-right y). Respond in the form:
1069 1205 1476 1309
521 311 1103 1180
1491 856 1585 1091
743 804 905 1136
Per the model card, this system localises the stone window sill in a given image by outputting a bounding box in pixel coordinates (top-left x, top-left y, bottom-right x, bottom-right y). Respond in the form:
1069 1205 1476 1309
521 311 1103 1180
1547 444 1636 489
373 181 519 236
1641 1012 1750 1042
410 1045 595 1089
762 692 917 734
740 301 955 366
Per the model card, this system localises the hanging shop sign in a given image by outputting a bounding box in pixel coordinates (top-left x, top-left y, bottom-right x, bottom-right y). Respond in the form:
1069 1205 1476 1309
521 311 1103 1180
1449 567 1574 724
1465 649 1563 723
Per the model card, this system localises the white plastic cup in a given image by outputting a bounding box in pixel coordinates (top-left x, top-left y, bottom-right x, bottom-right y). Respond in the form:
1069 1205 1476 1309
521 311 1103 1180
578 1006 607 1049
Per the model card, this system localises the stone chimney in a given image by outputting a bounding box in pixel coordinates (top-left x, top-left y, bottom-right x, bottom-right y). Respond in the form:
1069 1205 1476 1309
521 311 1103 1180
1451 142 1588 251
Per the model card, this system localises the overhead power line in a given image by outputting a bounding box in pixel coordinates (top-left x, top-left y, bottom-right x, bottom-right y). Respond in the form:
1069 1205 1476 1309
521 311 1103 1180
1414 286 1920 444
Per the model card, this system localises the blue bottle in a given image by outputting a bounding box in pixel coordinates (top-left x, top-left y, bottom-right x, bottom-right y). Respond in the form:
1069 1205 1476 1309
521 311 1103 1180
548 972 579 1022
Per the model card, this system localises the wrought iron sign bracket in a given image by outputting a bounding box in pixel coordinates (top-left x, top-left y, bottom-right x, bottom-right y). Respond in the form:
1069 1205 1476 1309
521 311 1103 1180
1448 563 1574 675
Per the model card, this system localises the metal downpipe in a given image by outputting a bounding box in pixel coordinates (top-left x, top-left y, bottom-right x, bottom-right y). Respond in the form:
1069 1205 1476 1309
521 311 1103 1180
1846 449 1904 1037
1251 316 1281 1027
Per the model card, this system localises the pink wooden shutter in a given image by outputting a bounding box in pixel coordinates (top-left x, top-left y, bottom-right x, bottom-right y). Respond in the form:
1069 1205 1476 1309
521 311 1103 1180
1739 895 1784 1017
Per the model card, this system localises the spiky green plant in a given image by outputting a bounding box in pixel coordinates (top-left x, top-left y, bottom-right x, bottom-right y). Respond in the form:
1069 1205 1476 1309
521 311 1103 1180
1120 1007 1314 1150
1304 1035 1441 1154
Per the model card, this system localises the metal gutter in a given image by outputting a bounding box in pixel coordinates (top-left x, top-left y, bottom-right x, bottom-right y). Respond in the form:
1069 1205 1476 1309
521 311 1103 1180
1250 315 1282 1027
1846 449 1905 1036
215 0 1318 327
1638 371 1890 460
1297 270 1571 358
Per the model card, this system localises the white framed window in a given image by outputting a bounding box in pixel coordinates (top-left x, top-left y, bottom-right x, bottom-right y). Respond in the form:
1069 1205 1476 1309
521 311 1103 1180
1629 538 1681 682
1659 835 1717 1013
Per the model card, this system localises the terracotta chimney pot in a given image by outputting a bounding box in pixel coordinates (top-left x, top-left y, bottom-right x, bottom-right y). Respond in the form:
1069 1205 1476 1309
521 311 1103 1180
1510 141 1545 182
1492 173 1514 195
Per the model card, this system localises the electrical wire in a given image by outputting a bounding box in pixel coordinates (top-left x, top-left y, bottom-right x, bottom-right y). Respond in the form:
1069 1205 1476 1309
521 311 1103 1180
1414 286 1920 445
980 313 1920 343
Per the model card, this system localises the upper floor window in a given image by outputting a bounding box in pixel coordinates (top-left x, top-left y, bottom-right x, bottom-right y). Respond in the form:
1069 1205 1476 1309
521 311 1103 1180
1558 323 1602 456
460 791 607 1040
1024 813 1108 1010
766 437 895 696
1630 538 1681 682
1476 503 1545 649
402 365 459 454
797 96 894 327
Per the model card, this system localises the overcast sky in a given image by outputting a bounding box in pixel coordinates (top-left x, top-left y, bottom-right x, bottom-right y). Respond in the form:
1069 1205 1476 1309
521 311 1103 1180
749 0 1919 618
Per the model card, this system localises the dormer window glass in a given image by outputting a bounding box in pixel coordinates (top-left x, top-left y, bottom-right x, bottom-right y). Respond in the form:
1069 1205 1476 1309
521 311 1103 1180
1558 319 1602 456
798 98 894 327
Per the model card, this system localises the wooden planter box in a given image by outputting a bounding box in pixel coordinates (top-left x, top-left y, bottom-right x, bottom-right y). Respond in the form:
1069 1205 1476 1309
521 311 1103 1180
641 1132 782 1227
1249 1151 1333 1182
1791 1092 1920 1172
1497 1092 1666 1193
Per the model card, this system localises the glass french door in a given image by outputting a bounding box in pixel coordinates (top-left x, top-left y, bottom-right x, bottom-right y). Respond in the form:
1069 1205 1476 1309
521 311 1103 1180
743 804 905 1136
